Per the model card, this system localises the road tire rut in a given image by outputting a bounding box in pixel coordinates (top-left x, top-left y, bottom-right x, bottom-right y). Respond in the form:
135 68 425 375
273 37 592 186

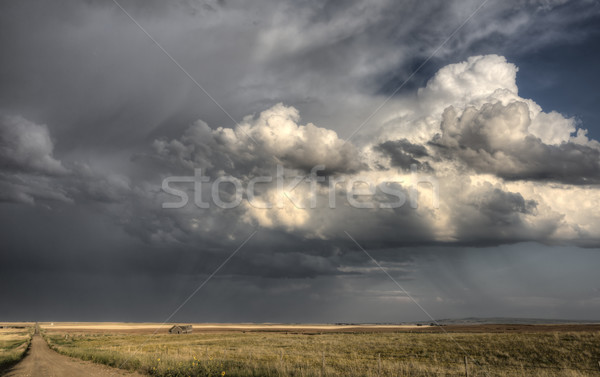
3 334 145 377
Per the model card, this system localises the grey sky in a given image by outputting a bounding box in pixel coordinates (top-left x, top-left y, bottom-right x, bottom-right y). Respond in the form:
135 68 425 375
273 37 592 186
1 0 600 322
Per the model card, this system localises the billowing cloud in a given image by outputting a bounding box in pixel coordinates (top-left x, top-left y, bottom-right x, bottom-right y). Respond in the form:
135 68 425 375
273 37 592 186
76 55 589 253
0 114 66 175
0 114 132 205
417 54 519 113
152 103 364 175
434 102 600 184
365 54 600 245
3 54 598 250
372 54 600 187
0 114 70 204
2 0 600 321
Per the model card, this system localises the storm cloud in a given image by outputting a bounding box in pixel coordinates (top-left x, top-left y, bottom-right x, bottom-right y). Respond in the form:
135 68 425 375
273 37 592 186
1 0 600 322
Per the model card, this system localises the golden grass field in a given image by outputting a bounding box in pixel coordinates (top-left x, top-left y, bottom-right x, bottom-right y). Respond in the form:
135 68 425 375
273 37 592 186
26 322 600 377
0 325 33 372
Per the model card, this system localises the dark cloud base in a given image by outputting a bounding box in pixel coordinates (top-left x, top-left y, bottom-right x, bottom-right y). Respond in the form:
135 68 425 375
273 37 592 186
1 0 600 321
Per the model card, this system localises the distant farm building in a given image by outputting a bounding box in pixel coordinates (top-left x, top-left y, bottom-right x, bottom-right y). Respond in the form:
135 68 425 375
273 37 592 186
169 324 192 334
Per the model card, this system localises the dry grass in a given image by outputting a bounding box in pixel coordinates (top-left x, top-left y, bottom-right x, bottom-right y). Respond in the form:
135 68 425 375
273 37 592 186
0 326 33 372
38 323 421 333
42 326 600 377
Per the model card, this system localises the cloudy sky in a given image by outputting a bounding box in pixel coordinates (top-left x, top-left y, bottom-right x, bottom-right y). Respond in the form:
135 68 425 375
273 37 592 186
1 0 600 323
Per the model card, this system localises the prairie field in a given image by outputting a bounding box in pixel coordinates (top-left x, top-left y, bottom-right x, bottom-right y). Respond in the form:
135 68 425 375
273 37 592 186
0 325 33 372
40 323 600 377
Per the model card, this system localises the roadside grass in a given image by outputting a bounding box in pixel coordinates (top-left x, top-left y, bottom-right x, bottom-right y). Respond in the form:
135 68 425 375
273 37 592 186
43 330 600 377
0 327 33 372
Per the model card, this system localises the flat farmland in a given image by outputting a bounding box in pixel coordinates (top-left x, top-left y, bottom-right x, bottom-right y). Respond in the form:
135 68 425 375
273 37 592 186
37 323 600 377
0 325 33 372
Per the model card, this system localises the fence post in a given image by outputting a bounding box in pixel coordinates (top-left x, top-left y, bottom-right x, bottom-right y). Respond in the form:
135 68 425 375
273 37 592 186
322 351 326 376
378 353 381 376
464 356 469 377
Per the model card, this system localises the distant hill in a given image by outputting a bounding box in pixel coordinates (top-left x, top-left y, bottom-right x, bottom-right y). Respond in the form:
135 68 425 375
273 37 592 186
412 317 600 325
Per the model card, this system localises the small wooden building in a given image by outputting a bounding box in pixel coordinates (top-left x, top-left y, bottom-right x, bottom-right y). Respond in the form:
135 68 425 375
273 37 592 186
169 324 193 334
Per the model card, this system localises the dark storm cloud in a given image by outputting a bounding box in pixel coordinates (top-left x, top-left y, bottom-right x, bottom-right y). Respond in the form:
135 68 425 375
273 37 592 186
449 187 555 246
0 202 422 322
476 189 537 222
2 0 600 322
0 114 70 203
0 112 132 205
2 0 598 154
0 114 67 175
374 139 432 171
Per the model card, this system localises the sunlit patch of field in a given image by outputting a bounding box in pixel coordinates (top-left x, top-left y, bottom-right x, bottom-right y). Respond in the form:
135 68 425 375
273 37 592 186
0 324 34 372
41 323 600 377
38 322 421 333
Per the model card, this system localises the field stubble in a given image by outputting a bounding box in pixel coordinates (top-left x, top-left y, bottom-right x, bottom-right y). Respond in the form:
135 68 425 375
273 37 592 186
0 326 33 372
41 325 600 377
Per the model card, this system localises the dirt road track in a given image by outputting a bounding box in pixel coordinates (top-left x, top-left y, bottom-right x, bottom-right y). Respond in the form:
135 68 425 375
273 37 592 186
3 334 145 377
